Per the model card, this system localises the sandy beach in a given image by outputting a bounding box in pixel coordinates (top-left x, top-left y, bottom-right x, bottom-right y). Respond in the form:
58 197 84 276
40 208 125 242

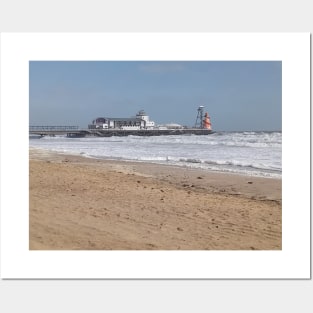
29 148 282 250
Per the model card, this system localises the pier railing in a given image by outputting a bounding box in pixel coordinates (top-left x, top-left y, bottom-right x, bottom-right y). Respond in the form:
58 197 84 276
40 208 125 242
29 126 79 131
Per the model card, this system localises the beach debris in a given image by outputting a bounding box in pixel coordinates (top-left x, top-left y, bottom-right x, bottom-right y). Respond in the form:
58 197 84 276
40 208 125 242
247 181 253 184
197 176 203 179
177 227 183 231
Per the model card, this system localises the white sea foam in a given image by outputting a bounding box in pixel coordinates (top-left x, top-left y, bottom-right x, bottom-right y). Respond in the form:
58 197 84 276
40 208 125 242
30 132 282 178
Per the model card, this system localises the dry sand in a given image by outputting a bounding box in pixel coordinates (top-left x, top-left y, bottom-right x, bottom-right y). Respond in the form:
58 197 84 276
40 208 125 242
29 148 282 250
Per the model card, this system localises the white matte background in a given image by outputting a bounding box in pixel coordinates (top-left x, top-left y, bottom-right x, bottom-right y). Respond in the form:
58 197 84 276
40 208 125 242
0 32 310 279
0 1 312 313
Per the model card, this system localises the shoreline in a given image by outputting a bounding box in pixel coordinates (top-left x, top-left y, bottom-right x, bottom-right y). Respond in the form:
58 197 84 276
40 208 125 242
29 145 281 179
29 147 282 202
29 148 282 250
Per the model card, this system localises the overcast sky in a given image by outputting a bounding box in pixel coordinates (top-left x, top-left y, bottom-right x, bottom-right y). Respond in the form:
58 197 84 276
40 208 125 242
29 61 281 131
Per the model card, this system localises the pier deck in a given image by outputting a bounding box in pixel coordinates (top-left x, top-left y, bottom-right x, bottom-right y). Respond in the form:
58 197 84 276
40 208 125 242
29 126 213 137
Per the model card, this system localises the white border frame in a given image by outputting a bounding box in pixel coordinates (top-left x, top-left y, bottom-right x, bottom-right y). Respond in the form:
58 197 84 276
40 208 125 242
0 33 310 279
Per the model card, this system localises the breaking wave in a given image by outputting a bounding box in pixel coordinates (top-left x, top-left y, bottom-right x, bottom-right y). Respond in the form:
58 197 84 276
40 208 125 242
30 131 281 178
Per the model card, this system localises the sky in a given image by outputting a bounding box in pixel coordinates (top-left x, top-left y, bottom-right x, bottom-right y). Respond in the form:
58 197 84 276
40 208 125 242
29 61 282 131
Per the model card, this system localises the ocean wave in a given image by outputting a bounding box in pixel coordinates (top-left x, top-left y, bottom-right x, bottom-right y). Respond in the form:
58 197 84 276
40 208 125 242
203 159 281 172
29 132 281 178
168 157 281 172
178 157 202 164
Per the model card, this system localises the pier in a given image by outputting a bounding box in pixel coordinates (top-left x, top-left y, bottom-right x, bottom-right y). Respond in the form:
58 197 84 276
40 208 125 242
29 126 213 137
29 107 213 138
29 126 80 135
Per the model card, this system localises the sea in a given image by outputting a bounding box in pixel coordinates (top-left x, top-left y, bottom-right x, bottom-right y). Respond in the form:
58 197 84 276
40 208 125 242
29 131 282 178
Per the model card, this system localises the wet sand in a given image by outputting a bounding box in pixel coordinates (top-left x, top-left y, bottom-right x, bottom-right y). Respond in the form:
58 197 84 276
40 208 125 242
29 148 282 250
